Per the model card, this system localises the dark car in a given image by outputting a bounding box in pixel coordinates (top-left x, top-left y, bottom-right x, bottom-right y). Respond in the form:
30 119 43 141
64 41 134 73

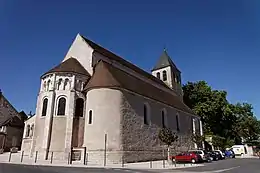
214 151 225 160
203 151 213 162
208 151 219 161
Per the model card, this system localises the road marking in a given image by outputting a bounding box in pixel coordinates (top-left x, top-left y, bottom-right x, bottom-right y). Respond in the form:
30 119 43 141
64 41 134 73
162 166 241 173
208 166 241 173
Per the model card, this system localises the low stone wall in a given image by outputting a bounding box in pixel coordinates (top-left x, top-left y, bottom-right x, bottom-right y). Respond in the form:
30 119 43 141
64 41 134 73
123 150 164 163
86 150 123 165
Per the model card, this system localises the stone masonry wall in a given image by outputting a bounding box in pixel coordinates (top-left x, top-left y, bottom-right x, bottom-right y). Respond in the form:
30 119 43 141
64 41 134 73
120 90 196 163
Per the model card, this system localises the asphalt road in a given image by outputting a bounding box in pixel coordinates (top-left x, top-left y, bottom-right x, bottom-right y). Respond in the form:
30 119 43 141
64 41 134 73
173 158 260 173
0 164 158 173
0 158 259 173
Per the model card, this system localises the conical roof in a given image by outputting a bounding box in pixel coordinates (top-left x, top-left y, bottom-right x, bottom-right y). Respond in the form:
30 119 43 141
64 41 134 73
43 58 90 77
152 49 180 72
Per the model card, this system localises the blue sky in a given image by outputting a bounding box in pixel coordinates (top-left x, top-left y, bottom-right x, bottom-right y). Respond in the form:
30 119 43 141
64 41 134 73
0 0 260 117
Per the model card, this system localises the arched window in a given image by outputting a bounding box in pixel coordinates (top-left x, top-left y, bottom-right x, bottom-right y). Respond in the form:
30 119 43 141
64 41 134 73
64 78 70 90
176 114 180 131
143 104 149 125
26 125 30 137
57 79 62 90
42 98 48 116
88 110 93 124
161 109 167 128
57 97 66 115
162 70 167 81
47 80 51 91
177 75 181 84
75 98 84 117
156 72 160 79
30 124 34 137
172 72 176 82
77 80 82 90
43 81 47 91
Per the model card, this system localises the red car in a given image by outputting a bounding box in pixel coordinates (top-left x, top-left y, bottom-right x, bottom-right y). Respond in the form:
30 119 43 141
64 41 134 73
170 152 200 163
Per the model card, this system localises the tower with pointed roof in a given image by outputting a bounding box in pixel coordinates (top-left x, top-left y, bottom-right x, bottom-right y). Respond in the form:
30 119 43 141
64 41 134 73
151 49 183 98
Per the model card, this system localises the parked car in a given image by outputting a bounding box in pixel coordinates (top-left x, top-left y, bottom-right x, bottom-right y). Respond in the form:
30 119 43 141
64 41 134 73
203 151 213 162
208 151 219 161
170 152 201 163
225 149 235 158
231 145 246 156
214 150 225 159
189 150 211 162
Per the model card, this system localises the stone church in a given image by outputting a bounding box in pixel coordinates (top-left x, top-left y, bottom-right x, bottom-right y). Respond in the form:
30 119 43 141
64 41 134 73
21 34 202 164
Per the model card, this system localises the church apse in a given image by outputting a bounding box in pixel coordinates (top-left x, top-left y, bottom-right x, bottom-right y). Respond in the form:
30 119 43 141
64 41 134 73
72 98 85 147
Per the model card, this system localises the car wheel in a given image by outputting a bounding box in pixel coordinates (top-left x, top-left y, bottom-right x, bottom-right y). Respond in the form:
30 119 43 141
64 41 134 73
216 157 218 161
191 159 196 163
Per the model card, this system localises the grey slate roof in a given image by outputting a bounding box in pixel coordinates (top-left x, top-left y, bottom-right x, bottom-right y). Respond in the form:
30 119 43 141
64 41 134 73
43 58 90 77
81 35 172 90
152 49 180 72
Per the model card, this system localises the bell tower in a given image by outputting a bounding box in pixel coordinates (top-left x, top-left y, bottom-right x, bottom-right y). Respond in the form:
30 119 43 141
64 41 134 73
151 49 183 98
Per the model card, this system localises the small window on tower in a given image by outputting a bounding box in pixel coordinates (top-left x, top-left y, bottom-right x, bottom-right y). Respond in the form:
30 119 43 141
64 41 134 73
88 110 93 124
156 72 160 79
162 70 167 81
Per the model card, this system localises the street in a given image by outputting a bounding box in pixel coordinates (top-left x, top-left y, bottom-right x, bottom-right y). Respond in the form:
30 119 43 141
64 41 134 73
0 158 259 173
172 158 260 173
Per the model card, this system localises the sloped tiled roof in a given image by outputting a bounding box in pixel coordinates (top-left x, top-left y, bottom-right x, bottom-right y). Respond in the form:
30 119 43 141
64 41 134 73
43 58 90 77
81 35 172 91
84 60 193 114
152 49 180 72
0 93 25 127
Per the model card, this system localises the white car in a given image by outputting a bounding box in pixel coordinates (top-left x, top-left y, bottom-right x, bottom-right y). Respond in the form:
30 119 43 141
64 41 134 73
231 145 246 156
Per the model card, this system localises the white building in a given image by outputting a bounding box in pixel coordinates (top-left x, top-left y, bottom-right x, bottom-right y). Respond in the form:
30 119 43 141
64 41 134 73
21 34 202 164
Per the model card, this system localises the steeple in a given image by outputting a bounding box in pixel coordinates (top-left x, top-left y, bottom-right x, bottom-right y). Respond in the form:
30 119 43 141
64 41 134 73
152 49 180 72
151 49 183 98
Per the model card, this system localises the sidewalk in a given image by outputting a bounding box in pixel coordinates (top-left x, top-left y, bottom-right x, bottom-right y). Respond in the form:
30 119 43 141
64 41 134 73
0 152 203 170
236 155 259 159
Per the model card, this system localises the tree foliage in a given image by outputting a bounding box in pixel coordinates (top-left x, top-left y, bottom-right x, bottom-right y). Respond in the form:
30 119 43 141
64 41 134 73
183 81 260 148
191 133 205 147
158 128 178 147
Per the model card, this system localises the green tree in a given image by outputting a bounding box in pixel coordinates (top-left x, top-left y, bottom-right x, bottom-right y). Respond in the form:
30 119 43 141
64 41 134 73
212 135 226 150
182 81 230 135
158 128 178 160
191 133 205 149
182 80 260 147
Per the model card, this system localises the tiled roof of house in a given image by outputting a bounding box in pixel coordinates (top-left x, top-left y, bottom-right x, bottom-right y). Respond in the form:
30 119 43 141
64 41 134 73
0 92 25 127
84 60 193 114
43 58 90 77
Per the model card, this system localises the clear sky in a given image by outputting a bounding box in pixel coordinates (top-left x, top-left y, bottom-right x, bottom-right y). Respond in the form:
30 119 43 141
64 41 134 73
0 0 260 117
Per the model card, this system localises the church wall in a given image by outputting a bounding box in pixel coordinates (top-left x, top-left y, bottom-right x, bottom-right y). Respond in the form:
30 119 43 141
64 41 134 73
72 117 85 147
63 34 94 75
84 88 123 164
49 117 66 153
33 117 45 156
21 116 35 155
120 89 198 162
